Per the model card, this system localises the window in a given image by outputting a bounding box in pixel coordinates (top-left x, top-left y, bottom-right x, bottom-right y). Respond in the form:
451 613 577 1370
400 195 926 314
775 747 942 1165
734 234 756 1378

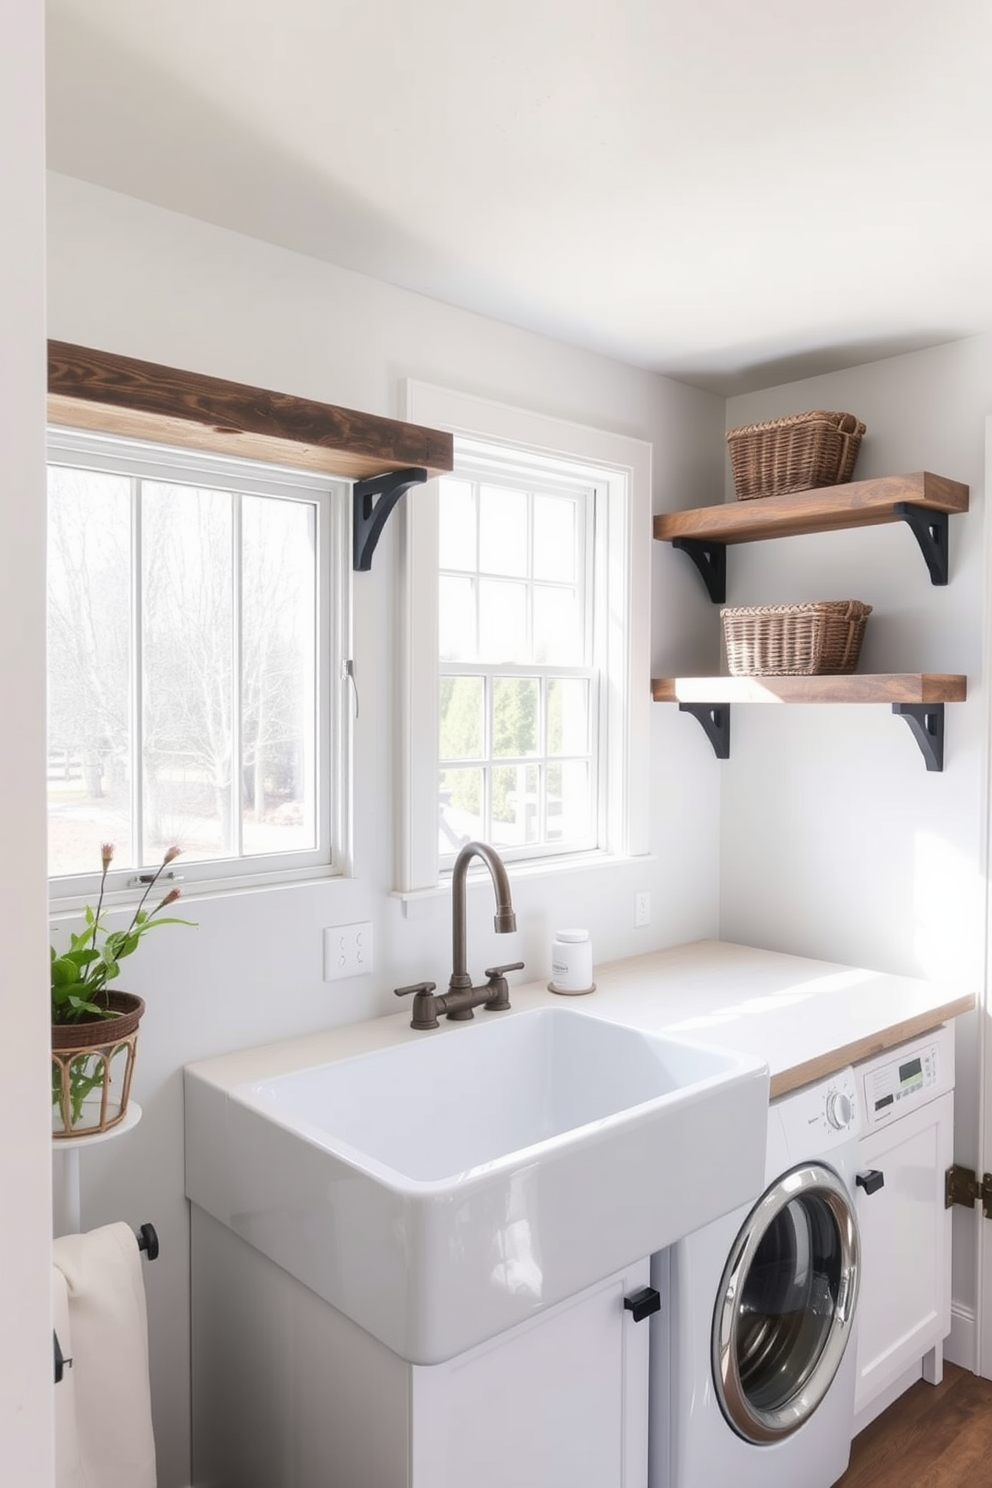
437 449 598 865
46 428 350 899
400 383 652 895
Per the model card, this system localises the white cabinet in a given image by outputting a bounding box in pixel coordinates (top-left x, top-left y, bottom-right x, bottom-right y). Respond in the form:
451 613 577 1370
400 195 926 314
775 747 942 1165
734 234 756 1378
852 1087 953 1428
410 1258 651 1488
191 1205 651 1488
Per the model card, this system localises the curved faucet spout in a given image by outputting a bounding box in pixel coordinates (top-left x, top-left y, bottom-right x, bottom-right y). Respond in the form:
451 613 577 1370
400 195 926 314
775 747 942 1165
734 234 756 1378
450 840 517 991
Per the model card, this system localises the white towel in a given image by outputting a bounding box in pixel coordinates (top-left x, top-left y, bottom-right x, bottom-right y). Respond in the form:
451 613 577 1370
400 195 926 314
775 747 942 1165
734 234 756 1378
51 1263 87 1488
52 1222 157 1488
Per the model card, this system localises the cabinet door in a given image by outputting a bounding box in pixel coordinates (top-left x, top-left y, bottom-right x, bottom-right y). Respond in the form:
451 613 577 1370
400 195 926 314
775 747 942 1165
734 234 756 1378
853 1091 953 1415
410 1259 651 1488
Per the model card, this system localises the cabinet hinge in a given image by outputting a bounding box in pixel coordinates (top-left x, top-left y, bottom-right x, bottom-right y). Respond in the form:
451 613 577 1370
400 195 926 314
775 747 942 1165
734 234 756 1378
945 1164 992 1218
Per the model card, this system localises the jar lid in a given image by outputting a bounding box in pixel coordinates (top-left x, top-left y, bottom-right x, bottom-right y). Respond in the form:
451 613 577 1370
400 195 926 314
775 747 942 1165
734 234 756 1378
555 928 589 942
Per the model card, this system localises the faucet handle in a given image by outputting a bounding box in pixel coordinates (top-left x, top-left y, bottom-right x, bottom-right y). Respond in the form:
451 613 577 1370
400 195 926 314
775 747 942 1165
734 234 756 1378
394 981 439 1030
483 961 524 1012
484 962 525 978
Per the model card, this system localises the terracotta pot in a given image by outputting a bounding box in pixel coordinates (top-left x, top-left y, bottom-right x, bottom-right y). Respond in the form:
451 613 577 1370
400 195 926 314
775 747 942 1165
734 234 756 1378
51 991 145 1138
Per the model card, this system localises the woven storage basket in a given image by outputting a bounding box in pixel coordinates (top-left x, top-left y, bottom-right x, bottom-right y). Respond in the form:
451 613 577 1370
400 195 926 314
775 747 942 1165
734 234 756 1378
721 600 872 676
726 410 866 500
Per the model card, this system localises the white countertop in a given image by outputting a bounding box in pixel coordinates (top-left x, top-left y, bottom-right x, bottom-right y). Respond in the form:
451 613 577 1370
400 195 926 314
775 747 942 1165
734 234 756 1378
186 938 975 1100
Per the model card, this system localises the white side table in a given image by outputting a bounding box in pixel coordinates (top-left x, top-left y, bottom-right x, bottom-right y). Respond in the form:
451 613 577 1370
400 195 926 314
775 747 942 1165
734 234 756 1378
53 1102 142 1237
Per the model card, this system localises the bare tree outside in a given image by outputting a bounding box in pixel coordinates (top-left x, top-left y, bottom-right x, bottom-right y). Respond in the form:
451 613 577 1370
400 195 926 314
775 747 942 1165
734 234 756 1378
47 463 319 879
47 466 132 872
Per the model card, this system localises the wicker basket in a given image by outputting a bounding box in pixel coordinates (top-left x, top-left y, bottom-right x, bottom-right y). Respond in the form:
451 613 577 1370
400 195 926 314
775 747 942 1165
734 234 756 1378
726 410 866 500
721 600 872 676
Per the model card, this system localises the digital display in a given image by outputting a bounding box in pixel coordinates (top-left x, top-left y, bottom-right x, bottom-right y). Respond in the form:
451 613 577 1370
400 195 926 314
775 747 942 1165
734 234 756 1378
899 1056 923 1085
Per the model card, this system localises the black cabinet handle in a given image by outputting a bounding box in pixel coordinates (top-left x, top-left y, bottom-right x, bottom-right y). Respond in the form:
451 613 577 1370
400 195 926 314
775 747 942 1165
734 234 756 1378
624 1286 661 1323
857 1169 885 1195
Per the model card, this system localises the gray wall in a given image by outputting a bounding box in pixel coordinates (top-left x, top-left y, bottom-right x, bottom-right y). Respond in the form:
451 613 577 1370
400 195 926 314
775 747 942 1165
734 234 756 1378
1 7 55 1485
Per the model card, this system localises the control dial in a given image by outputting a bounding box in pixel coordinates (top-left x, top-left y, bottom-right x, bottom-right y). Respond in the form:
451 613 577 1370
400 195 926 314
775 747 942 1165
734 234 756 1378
825 1089 854 1131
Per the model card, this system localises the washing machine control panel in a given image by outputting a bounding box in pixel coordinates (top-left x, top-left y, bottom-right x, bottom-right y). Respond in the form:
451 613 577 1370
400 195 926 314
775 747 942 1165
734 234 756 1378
777 1068 860 1152
859 1029 950 1132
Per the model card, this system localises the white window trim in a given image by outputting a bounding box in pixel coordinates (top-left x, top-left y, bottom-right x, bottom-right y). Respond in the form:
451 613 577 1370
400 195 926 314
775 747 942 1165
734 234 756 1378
398 381 652 896
46 426 353 906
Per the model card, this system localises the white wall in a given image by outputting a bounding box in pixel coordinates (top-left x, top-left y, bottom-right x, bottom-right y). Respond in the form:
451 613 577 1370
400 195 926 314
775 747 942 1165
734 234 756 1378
1 6 55 1485
46 172 726 1488
722 337 992 1334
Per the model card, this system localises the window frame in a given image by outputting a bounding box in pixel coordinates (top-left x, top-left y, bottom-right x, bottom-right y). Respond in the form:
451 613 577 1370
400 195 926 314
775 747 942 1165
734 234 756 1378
46 425 352 907
398 382 652 896
437 452 600 866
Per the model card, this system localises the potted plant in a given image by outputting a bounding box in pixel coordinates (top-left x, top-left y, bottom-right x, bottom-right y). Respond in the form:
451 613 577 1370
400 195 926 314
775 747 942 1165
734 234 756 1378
51 843 194 1137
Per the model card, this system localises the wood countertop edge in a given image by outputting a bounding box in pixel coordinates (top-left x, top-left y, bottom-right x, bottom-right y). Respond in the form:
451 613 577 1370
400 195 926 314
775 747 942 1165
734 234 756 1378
768 992 976 1099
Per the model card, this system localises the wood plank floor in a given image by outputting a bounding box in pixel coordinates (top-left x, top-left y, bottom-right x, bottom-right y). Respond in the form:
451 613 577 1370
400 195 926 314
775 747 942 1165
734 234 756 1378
836 1364 992 1487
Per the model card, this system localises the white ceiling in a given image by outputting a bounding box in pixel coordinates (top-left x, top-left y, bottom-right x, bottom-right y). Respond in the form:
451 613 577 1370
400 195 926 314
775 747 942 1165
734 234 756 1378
45 0 992 394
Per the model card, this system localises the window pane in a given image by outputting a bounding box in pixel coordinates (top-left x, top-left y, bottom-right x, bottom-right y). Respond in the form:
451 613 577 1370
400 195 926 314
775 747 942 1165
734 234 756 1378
492 677 539 757
548 760 591 842
533 585 582 664
533 496 576 583
241 496 318 856
435 449 599 868
491 764 539 847
438 479 476 571
479 485 528 577
479 578 527 662
439 575 476 661
439 767 483 853
440 676 484 761
47 467 133 875
142 483 233 863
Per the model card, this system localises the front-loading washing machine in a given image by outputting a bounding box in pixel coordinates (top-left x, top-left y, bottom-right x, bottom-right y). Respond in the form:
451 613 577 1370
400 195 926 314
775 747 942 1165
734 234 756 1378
650 1067 862 1488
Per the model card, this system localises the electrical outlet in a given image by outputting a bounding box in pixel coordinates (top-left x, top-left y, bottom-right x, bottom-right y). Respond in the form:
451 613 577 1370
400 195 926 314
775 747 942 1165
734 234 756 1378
323 921 374 981
635 891 651 928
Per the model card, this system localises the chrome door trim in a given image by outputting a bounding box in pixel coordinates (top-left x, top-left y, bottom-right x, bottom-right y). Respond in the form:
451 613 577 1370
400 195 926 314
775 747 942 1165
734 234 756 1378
712 1162 860 1444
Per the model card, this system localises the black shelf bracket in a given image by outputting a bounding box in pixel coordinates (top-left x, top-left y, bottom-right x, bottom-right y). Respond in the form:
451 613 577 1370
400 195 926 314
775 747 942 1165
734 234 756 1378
893 702 945 772
672 537 727 604
353 467 428 571
679 702 731 759
893 502 949 585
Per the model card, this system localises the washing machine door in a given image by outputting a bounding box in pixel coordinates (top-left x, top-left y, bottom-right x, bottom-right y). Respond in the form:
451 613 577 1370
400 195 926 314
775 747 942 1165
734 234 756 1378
712 1161 860 1444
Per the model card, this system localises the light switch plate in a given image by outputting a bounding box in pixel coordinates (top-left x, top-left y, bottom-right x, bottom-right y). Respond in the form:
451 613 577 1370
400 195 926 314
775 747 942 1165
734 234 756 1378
323 921 374 981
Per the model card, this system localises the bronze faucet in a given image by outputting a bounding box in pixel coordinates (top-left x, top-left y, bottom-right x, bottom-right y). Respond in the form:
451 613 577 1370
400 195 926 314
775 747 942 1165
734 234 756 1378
395 841 524 1030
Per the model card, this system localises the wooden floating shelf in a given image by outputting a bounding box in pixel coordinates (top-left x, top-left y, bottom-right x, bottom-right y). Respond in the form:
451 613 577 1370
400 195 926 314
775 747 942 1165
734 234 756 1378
48 340 454 483
651 674 967 705
654 473 969 546
654 473 969 599
652 674 967 771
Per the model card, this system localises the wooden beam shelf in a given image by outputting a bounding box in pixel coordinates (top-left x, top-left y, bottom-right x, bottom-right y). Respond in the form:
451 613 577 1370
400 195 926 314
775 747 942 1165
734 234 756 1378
654 473 969 600
47 341 454 483
651 674 967 705
652 674 967 772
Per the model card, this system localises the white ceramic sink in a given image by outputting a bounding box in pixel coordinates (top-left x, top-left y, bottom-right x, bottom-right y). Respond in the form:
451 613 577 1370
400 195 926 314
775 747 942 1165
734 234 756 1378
185 1005 768 1363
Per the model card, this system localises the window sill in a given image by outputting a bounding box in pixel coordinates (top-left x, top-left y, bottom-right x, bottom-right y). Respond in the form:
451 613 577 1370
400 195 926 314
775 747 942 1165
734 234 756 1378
49 863 346 919
392 851 657 920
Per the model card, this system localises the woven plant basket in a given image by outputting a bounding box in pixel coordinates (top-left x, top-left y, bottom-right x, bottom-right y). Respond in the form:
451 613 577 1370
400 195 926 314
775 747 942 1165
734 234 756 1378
51 990 145 1138
726 410 866 500
721 600 872 677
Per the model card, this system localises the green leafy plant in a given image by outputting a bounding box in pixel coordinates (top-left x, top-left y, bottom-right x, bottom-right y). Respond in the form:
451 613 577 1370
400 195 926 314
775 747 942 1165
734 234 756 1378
51 844 195 1024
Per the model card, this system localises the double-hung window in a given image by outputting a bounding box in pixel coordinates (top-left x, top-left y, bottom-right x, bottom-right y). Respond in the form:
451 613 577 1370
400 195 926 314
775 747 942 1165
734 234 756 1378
400 383 652 895
437 447 599 865
46 428 349 900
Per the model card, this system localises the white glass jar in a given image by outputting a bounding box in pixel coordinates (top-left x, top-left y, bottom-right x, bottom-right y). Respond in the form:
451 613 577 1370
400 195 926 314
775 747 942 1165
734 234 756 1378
549 928 595 995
